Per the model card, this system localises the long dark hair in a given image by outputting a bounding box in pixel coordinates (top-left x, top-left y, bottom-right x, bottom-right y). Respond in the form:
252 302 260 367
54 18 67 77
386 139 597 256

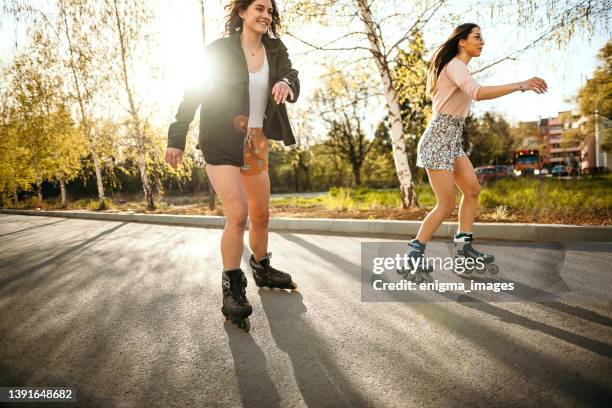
426 23 479 96
224 0 281 38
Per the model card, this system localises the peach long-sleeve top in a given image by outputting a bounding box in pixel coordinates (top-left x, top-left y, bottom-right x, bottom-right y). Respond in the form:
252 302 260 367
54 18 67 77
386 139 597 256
431 57 481 118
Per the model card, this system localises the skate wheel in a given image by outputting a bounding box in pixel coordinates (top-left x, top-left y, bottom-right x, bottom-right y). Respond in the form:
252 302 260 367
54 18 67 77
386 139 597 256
397 269 412 280
221 306 229 318
486 264 499 274
280 280 298 291
240 318 251 332
227 314 251 332
421 273 433 284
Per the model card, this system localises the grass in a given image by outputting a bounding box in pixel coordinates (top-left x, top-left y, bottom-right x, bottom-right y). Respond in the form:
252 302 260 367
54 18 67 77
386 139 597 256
73 198 113 211
272 185 453 211
7 174 610 224
271 175 612 214
272 187 406 211
478 175 611 213
12 197 115 211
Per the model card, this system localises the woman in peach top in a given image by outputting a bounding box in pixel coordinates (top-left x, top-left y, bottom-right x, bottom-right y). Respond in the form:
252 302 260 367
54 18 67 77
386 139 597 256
399 23 548 282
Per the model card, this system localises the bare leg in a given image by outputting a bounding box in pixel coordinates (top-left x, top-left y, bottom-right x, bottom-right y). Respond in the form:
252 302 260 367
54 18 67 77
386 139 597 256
415 169 457 243
453 156 481 233
240 171 270 261
205 164 248 270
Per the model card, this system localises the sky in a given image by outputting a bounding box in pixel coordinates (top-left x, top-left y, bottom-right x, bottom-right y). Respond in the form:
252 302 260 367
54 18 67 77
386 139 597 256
0 0 609 134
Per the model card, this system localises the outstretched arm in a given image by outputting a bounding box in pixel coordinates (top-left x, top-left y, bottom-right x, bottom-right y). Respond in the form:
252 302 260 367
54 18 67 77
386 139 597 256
477 77 548 100
446 59 547 102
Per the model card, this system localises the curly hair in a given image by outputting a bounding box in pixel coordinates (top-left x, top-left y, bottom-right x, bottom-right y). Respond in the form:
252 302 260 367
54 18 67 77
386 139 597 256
224 0 281 38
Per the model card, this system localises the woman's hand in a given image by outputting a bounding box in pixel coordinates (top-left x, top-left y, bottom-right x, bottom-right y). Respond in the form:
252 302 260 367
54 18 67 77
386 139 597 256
165 147 184 169
271 80 294 104
520 77 548 94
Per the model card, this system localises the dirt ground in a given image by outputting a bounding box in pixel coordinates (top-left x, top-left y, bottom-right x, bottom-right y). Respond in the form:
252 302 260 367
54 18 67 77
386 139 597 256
138 202 610 226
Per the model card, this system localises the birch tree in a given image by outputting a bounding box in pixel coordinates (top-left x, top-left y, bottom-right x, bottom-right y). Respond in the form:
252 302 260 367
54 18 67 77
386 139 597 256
101 0 157 210
58 0 110 208
2 33 88 207
5 0 113 209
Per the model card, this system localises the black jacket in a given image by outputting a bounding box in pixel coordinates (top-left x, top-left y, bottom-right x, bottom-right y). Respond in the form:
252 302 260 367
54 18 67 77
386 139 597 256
167 31 300 166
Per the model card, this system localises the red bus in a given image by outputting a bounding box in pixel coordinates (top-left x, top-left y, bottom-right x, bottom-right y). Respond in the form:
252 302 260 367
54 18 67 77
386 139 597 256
514 149 541 176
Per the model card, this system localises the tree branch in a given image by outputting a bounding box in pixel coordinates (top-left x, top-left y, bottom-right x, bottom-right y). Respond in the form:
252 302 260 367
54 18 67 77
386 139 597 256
285 31 374 53
385 1 445 59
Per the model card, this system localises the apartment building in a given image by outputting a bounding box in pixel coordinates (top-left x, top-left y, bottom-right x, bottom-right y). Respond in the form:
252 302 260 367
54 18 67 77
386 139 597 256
537 111 582 170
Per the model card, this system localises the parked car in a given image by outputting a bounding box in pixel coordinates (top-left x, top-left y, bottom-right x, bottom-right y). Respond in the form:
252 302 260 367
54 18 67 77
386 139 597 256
568 166 580 176
495 166 513 177
475 166 511 183
551 165 569 177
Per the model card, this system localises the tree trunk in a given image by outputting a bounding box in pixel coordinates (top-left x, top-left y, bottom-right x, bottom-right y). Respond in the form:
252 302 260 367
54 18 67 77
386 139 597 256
91 150 106 208
13 184 18 207
59 1 106 208
353 164 362 186
356 0 419 208
59 174 67 207
138 150 155 210
303 165 310 191
111 0 155 211
36 180 43 202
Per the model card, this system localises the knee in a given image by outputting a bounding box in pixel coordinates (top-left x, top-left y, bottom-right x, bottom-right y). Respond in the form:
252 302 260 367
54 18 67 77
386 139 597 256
226 209 248 231
464 184 481 201
249 210 270 230
436 200 455 217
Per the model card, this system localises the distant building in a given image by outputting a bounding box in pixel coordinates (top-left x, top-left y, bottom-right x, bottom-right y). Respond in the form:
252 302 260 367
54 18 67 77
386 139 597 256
576 113 612 172
538 111 581 170
515 111 611 173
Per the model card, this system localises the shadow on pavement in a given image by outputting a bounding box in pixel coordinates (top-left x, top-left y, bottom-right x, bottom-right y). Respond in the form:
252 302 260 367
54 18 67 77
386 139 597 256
259 289 372 408
0 222 128 290
0 219 68 238
224 324 282 408
283 233 612 406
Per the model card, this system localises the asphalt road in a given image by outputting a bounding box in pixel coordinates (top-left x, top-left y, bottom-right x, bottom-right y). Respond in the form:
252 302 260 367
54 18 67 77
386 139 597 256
1 214 611 407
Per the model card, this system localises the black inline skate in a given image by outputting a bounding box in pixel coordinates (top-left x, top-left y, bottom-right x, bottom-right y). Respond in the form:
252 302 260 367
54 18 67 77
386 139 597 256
397 239 434 283
249 252 298 291
453 232 499 276
221 268 253 332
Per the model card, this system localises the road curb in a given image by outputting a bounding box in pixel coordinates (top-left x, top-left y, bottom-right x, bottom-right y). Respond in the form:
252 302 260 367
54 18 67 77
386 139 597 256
1 208 610 242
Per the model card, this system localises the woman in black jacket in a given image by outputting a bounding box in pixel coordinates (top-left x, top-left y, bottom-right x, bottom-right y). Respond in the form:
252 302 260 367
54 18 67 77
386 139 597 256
166 0 299 332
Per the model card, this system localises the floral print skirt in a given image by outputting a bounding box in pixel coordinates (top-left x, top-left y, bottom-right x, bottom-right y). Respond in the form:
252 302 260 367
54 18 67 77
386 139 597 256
416 112 466 171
